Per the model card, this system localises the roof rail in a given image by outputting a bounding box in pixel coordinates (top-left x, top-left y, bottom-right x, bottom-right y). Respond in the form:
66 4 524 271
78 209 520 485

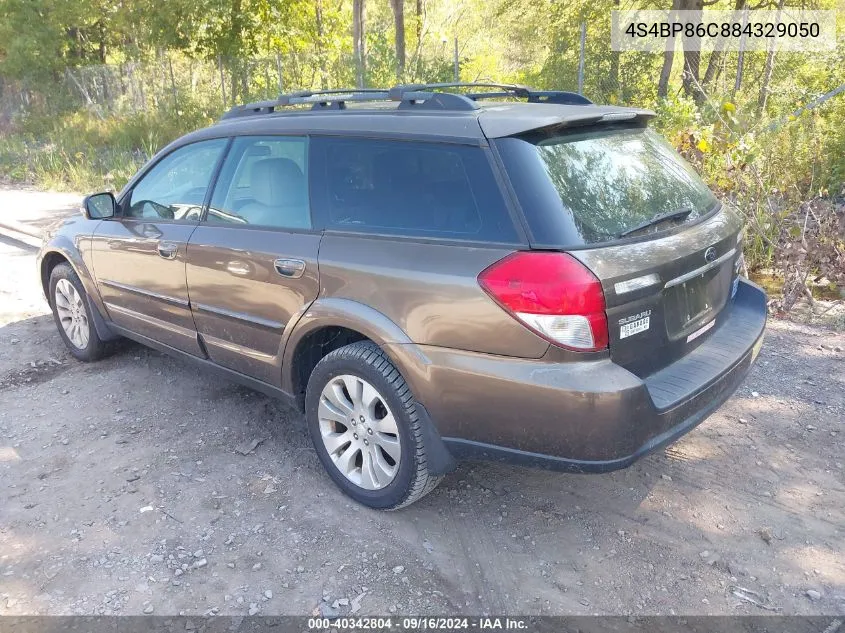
276 88 390 106
388 86 479 111
219 83 593 120
392 82 531 98
391 82 593 106
526 91 592 105
220 89 393 119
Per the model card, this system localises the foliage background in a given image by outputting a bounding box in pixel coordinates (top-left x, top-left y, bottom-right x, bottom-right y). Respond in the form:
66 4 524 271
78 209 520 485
0 0 843 310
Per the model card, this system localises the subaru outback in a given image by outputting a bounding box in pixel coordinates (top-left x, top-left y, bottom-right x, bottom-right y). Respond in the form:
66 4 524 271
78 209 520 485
37 83 767 509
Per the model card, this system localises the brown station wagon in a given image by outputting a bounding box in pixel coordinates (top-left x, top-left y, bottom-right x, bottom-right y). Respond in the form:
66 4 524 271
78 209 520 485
37 83 767 509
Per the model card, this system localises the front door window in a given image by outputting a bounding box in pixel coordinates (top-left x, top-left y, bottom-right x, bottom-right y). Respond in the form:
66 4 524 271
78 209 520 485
126 139 228 221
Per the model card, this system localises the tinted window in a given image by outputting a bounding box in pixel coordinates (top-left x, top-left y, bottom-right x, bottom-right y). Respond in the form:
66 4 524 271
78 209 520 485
497 127 719 245
312 137 517 242
126 139 227 220
206 136 310 230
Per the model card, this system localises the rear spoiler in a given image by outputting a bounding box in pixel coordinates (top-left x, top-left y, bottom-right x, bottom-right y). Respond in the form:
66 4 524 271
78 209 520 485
478 105 656 138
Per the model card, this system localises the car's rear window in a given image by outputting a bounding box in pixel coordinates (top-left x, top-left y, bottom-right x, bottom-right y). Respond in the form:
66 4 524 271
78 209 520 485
496 127 719 246
310 137 519 243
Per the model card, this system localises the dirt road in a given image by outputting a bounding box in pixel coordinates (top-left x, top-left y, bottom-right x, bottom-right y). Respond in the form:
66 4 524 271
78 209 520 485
1 189 844 617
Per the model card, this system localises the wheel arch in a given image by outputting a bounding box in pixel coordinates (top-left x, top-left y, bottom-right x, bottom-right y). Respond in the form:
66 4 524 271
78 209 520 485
39 239 95 300
40 250 72 300
40 243 118 342
285 301 456 477
283 298 418 410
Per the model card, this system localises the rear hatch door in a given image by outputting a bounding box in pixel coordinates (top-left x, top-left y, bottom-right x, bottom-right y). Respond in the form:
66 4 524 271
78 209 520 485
493 122 743 377
570 210 743 377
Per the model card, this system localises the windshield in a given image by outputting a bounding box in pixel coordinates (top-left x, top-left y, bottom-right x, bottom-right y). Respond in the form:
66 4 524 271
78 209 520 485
496 127 719 245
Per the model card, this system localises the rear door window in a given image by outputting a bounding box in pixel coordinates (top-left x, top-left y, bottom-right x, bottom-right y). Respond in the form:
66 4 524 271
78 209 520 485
496 127 719 246
310 137 518 243
206 136 310 230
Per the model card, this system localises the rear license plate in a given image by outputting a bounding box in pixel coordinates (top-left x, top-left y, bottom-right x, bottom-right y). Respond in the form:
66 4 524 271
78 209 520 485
665 264 731 338
678 277 712 322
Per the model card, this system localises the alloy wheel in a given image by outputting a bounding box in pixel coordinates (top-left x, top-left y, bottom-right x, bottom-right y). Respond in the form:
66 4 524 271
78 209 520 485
318 374 401 490
55 278 89 350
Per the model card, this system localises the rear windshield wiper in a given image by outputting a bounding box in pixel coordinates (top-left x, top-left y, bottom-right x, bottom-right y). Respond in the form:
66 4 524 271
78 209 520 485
619 207 693 238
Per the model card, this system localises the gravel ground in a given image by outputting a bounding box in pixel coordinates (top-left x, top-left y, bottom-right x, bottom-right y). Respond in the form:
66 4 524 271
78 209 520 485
0 189 844 617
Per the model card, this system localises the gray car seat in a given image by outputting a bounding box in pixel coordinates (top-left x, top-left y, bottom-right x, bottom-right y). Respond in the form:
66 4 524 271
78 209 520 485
239 157 310 229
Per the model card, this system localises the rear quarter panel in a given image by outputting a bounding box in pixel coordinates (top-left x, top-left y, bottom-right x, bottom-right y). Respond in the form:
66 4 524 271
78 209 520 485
317 234 550 358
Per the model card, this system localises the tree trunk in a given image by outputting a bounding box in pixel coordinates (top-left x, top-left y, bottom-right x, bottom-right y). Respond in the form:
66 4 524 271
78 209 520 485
609 0 620 98
702 51 723 91
390 0 406 80
228 0 244 102
411 0 425 78
682 48 702 102
757 47 776 113
657 49 674 98
733 1 749 97
703 0 744 94
657 0 681 97
681 0 704 103
609 51 620 99
315 0 328 89
97 21 107 63
218 55 226 109
758 0 785 113
352 0 365 88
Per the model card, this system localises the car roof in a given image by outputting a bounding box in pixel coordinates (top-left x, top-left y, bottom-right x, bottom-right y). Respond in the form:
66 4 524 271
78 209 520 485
174 84 655 148
183 102 653 144
199 108 488 143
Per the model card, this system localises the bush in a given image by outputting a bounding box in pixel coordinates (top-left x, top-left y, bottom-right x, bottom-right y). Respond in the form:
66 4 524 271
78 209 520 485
656 94 844 306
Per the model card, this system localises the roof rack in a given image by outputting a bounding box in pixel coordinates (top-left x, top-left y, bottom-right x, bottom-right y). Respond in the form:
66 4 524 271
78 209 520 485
277 88 390 106
221 89 392 119
391 82 592 106
219 83 593 120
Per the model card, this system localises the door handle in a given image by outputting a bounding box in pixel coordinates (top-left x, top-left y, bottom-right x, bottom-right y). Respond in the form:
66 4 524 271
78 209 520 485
274 258 306 279
157 241 179 260
226 260 251 276
142 225 163 239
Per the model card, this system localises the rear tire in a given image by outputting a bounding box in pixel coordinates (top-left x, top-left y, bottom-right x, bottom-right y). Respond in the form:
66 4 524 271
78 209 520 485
305 341 442 510
49 263 108 362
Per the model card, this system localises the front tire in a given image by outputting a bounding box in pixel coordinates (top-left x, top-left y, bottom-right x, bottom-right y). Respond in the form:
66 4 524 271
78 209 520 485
305 341 442 510
49 263 108 362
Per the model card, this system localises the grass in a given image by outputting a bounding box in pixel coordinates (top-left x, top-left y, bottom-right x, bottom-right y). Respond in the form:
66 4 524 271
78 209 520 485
0 106 216 192
749 271 843 302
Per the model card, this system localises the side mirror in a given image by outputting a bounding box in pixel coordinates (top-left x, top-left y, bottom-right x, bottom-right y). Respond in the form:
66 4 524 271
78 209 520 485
82 192 116 219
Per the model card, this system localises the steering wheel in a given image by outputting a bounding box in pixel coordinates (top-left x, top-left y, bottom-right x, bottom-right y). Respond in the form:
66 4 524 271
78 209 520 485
131 199 174 219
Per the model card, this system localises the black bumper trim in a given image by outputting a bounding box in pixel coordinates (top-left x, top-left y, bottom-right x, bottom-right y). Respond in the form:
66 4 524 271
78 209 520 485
645 278 768 411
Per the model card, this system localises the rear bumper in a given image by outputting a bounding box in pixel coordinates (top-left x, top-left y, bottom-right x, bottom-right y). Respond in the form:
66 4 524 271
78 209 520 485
412 278 767 472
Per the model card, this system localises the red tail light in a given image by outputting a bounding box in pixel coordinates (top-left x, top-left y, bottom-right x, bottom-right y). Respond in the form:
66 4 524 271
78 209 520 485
478 251 609 351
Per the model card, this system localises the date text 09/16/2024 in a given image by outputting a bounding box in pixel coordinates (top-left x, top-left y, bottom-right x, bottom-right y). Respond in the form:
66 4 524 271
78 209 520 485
306 616 530 630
